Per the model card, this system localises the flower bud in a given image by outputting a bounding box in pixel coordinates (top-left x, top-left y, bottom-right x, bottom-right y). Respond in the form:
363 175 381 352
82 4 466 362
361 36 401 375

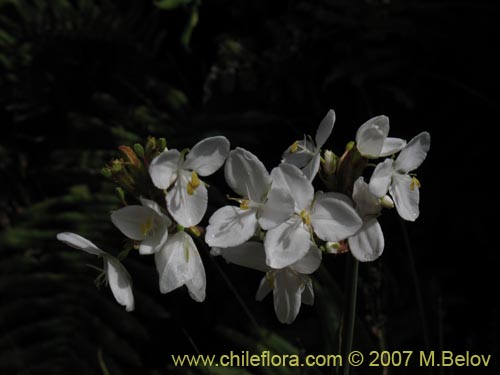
380 195 394 209
322 150 337 175
145 136 156 156
158 138 167 152
101 167 112 178
115 187 126 205
325 242 341 254
119 145 142 169
133 143 145 158
111 159 123 173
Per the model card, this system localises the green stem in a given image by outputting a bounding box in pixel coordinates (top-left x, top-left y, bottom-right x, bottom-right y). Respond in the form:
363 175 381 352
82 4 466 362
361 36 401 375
341 255 359 375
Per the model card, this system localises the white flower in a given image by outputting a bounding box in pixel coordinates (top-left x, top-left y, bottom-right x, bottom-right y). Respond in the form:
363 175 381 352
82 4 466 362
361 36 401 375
148 136 230 228
263 163 362 269
355 115 406 158
154 231 206 302
348 177 384 262
369 132 431 221
216 242 321 324
205 148 293 248
110 197 171 255
282 109 335 181
56 232 134 311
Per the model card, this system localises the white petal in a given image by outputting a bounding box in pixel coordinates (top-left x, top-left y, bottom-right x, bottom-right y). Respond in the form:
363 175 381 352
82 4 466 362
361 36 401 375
352 177 381 219
167 171 207 227
205 206 258 248
139 221 169 255
259 187 295 230
219 242 269 272
105 256 135 312
111 206 157 241
224 147 271 203
390 173 420 221
155 232 200 294
282 138 315 169
310 192 363 242
185 245 206 302
394 132 430 173
183 136 230 176
348 219 384 262
148 149 181 189
256 275 272 301
315 109 335 147
301 276 314 306
273 269 303 324
270 163 314 211
140 197 170 222
355 115 389 158
291 244 322 274
369 158 394 198
379 137 407 157
264 217 310 269
301 152 321 182
56 232 105 256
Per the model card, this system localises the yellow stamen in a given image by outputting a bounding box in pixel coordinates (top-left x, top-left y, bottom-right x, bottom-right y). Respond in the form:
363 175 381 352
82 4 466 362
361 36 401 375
188 226 201 237
410 176 421 191
300 209 311 226
140 216 154 236
187 171 201 195
290 141 299 153
240 199 250 210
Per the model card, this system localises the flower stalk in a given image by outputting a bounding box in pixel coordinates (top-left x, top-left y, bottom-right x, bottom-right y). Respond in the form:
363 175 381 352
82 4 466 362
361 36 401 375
341 255 359 375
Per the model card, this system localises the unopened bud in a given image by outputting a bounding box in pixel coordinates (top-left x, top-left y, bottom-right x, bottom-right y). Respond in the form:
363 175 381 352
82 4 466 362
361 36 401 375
111 159 123 173
101 167 112 178
188 226 202 237
158 138 167 152
115 187 126 205
119 145 141 168
322 150 337 175
381 195 394 209
325 242 341 254
133 143 145 158
145 136 156 155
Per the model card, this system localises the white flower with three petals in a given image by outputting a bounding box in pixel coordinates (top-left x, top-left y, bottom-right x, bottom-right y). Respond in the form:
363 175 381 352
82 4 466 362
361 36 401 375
215 242 321 324
148 136 230 227
205 147 294 248
355 115 406 159
56 232 135 311
282 109 335 181
348 177 385 262
369 132 431 221
111 197 171 255
154 231 206 302
263 163 363 269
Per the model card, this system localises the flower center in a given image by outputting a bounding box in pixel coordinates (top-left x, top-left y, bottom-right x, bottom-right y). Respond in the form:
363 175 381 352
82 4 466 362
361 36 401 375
187 171 201 195
410 176 421 191
290 141 300 153
140 216 155 236
240 199 250 210
299 209 311 226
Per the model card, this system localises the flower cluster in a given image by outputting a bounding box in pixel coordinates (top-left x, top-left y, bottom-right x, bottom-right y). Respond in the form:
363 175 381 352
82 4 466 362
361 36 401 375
57 109 430 324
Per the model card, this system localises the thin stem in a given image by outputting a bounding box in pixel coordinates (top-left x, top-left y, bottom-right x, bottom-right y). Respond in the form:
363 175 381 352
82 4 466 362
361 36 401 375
341 255 359 375
201 242 261 333
399 219 430 352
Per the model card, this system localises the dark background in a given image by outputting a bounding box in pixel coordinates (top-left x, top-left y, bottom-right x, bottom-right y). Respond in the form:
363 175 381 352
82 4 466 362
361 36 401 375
0 0 498 374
